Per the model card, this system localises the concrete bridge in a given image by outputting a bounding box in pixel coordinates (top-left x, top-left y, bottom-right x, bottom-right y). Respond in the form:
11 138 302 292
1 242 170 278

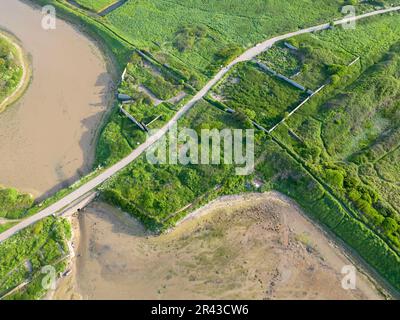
56 191 98 217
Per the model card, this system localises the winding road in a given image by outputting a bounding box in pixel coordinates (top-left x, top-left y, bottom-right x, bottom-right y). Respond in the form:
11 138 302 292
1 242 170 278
1 6 399 244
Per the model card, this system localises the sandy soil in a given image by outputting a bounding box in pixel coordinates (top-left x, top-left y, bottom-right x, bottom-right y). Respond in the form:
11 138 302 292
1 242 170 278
53 192 385 300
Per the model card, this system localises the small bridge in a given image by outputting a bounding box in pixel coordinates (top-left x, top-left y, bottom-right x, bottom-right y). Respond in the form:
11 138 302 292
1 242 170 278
57 191 98 217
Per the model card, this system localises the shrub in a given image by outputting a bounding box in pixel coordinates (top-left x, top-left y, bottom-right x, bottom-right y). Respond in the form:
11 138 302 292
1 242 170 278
0 187 33 219
382 217 399 234
324 169 345 189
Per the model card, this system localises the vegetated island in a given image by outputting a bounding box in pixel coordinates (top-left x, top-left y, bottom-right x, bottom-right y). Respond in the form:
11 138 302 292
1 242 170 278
0 31 33 233
0 30 30 113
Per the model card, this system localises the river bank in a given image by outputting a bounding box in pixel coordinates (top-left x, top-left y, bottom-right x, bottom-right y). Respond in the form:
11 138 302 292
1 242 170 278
0 0 116 199
53 192 386 300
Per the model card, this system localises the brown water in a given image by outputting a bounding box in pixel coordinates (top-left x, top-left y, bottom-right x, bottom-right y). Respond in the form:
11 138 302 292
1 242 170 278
0 0 114 198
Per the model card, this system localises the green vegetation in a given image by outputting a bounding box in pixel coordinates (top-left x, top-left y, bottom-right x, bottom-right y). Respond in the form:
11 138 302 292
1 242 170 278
271 25 400 252
96 51 191 167
98 93 400 291
96 108 138 167
0 34 24 110
4 0 398 297
211 62 306 129
120 52 184 101
258 13 400 90
0 222 17 234
99 101 254 230
268 15 400 250
0 217 70 300
104 0 357 87
0 186 33 220
258 44 302 77
0 166 105 229
194 12 400 291
295 13 400 87
256 141 400 292
74 0 117 12
259 38 354 90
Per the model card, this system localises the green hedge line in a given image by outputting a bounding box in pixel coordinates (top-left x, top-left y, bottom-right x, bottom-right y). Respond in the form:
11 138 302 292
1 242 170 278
334 215 400 290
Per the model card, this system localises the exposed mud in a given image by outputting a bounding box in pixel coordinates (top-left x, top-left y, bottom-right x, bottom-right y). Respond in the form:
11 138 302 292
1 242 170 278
53 193 384 300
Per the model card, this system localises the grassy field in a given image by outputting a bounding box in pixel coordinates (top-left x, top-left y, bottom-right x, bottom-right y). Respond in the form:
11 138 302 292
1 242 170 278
0 217 70 300
258 13 400 90
74 0 117 12
103 0 356 88
96 51 192 167
258 44 304 78
99 101 254 230
120 51 186 101
210 62 306 129
0 34 24 111
297 44 399 247
103 0 400 87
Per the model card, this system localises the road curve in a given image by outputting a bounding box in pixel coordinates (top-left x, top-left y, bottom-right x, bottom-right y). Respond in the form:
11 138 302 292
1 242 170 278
1 6 399 244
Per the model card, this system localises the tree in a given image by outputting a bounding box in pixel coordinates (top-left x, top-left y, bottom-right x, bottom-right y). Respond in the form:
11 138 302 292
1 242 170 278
330 74 340 85
328 64 345 76
232 110 253 127
382 217 399 234
300 145 321 163
325 169 344 189
141 193 155 208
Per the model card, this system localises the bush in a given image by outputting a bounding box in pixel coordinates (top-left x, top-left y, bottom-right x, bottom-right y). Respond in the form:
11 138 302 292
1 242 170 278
0 187 33 219
382 217 399 234
355 198 384 226
96 121 132 166
324 169 345 189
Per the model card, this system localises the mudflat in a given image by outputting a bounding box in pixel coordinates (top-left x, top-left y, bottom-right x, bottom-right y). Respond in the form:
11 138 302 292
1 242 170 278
53 193 384 300
0 0 114 198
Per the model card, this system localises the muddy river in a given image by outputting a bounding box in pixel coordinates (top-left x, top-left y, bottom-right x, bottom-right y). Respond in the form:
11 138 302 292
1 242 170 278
0 0 113 199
